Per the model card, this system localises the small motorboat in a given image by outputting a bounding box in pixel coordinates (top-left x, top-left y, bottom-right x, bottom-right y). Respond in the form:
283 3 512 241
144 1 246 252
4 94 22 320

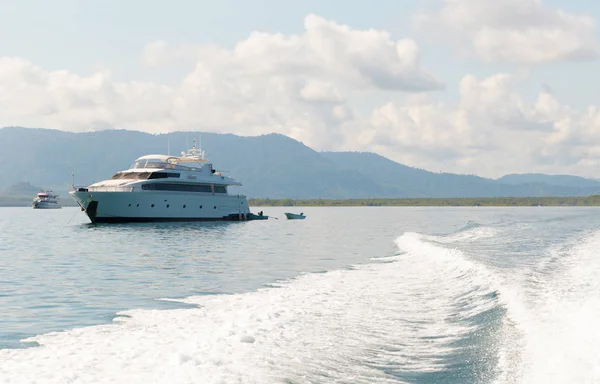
284 212 306 220
249 211 269 220
223 211 269 221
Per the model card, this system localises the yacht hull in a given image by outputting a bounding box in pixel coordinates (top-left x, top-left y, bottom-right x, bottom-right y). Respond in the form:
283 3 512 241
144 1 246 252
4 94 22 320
70 190 251 223
32 202 62 209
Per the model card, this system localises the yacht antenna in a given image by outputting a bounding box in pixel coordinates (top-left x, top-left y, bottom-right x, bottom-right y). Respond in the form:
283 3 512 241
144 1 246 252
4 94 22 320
167 133 170 156
71 171 75 189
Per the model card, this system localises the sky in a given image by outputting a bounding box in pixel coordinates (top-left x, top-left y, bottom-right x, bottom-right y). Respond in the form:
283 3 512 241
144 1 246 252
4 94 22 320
1 0 600 178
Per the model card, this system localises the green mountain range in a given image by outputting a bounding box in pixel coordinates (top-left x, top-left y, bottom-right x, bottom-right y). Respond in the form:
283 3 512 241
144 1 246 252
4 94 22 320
2 126 600 199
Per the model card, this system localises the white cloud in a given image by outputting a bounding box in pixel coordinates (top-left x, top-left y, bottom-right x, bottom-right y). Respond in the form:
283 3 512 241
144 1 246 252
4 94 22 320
3 13 600 177
299 80 343 103
0 14 441 152
144 14 443 92
0 57 176 132
345 72 600 178
416 0 599 65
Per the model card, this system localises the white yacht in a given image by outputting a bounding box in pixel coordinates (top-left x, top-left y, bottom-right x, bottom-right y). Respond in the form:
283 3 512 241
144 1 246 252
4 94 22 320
69 141 254 223
32 191 62 209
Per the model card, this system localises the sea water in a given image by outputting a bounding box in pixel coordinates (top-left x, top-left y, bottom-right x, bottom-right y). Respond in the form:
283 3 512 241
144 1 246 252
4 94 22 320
1 206 599 383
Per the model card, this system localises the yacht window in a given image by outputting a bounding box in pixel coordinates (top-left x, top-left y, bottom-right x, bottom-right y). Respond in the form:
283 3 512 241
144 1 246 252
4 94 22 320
112 172 131 179
214 186 227 194
148 172 180 179
130 159 173 169
145 160 169 169
111 172 152 180
130 160 147 169
141 183 213 192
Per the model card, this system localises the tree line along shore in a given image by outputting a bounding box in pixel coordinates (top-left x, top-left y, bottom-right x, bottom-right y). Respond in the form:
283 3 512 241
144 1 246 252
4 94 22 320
248 196 600 207
3 195 600 207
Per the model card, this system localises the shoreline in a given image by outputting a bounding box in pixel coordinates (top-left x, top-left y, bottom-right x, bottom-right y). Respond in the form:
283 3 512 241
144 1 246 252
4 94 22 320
248 196 600 207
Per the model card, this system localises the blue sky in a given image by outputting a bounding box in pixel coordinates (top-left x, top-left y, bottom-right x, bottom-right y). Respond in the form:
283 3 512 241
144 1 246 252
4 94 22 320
1 0 600 177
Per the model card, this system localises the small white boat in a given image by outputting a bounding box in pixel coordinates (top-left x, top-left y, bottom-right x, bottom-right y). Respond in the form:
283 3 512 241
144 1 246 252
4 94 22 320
32 191 62 209
284 212 305 220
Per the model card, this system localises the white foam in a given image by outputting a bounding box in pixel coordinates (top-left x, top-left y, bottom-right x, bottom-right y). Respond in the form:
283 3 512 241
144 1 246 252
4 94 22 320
428 226 499 244
495 230 600 384
0 232 502 384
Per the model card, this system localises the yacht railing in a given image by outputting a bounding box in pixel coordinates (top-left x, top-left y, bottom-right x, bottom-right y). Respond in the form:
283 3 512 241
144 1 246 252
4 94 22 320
87 186 138 192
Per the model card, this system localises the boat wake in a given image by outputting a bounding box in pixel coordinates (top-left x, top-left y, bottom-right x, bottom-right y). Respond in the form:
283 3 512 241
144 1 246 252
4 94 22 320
493 230 600 384
1 224 599 383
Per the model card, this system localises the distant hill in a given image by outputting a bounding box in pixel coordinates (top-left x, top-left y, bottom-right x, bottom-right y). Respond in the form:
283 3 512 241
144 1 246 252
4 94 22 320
322 151 516 198
2 126 600 199
323 152 600 197
3 181 42 196
496 173 600 188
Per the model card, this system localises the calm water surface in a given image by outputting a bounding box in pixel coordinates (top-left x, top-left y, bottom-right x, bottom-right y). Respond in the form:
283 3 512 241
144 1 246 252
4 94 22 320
1 206 599 383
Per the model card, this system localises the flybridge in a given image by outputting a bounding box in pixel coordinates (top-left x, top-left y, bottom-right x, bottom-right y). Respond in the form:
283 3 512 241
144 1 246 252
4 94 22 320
131 139 210 171
180 138 206 160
